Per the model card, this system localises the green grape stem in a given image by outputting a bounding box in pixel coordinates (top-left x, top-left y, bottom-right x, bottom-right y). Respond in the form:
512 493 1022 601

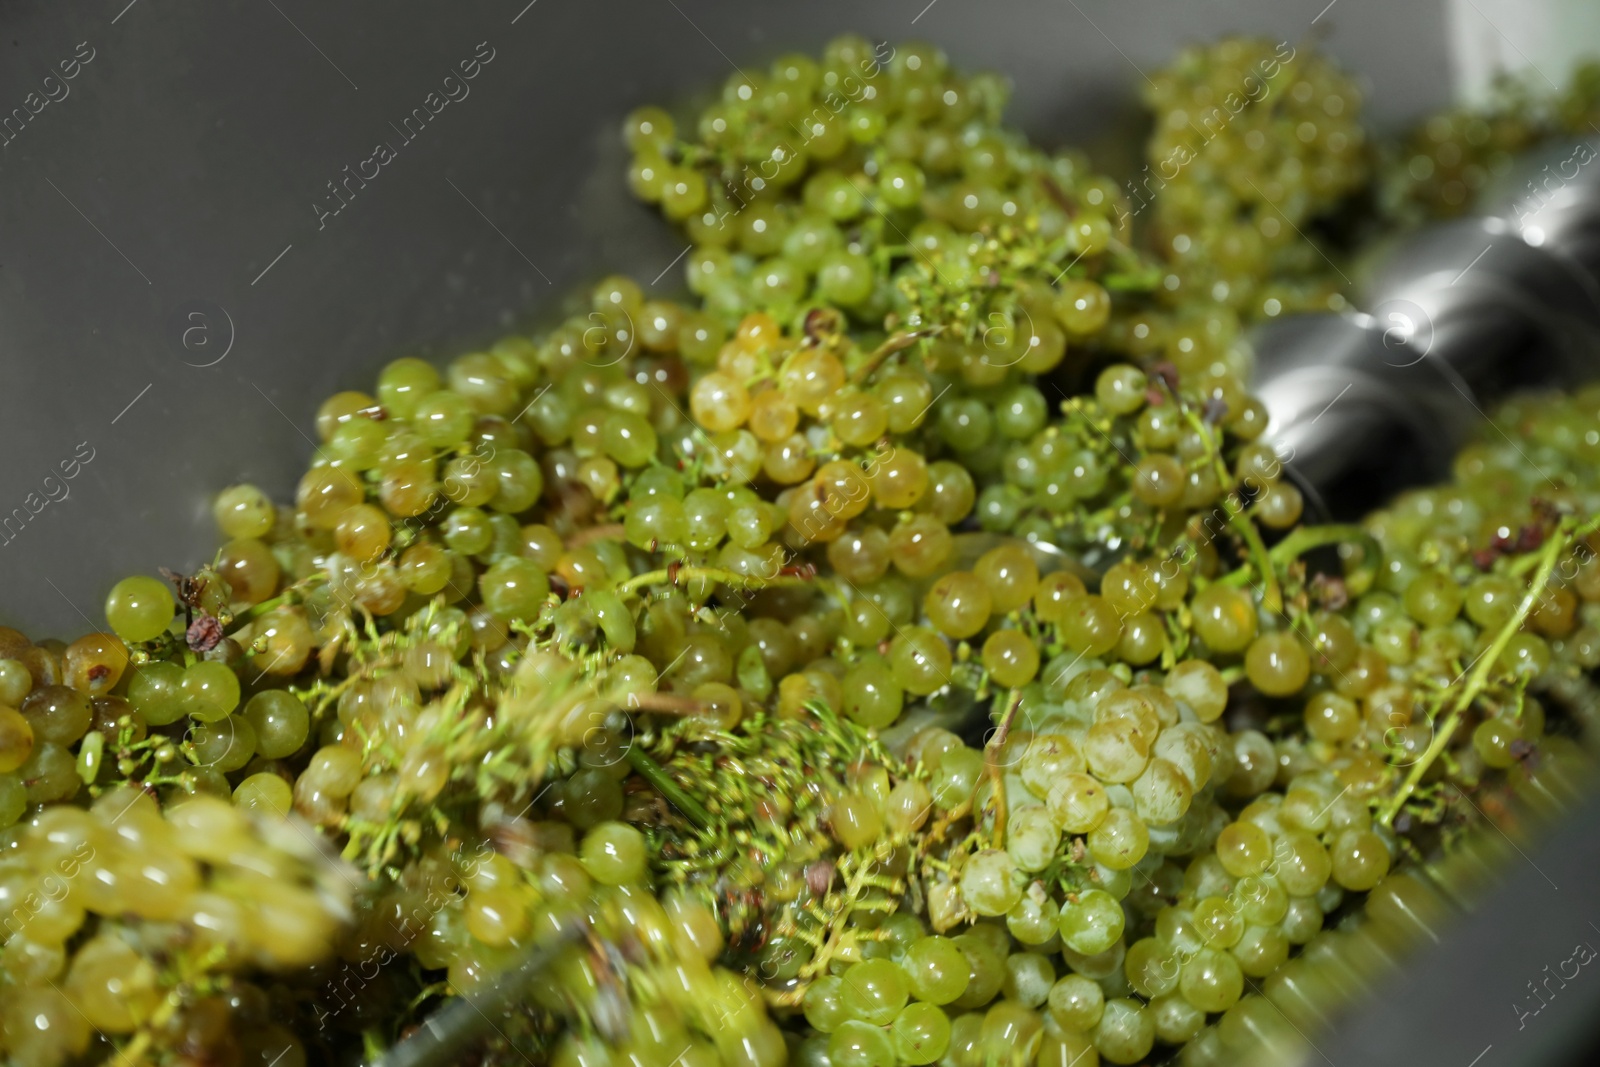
1226 508 1283 615
615 564 811 600
226 572 330 633
1378 522 1572 828
1170 395 1283 613
850 326 942 384
1215 523 1375 596
984 689 1023 849
624 744 714 830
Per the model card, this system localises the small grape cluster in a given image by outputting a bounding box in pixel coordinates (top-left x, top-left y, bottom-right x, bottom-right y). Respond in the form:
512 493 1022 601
0 782 350 1067
1376 57 1600 224
624 34 1159 392
1138 37 1368 326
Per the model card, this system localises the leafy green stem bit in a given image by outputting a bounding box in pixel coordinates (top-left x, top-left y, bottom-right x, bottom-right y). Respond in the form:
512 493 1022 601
1215 522 1376 599
625 745 713 830
1226 509 1283 615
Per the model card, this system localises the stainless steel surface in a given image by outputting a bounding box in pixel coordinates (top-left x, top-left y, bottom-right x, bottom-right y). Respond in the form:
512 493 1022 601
1319 782 1600 1067
1255 139 1600 511
0 0 1454 638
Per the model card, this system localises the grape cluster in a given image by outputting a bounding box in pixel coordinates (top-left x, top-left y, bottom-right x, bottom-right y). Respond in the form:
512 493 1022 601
1140 37 1368 323
0 782 350 1067
1376 58 1600 225
625 34 1158 390
0 30 1596 1067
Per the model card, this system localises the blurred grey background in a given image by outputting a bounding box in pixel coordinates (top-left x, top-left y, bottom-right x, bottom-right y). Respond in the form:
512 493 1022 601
0 0 1460 637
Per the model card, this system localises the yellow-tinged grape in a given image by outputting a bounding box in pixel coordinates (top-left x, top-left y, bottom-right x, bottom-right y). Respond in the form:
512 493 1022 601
870 449 930 509
1331 829 1390 890
0 706 33 773
975 543 1040 614
3 988 91 1065
334 503 392 564
889 515 954 578
214 483 276 539
315 390 373 440
1132 454 1185 506
1216 821 1272 877
233 772 293 816
61 633 128 696
982 630 1039 687
217 537 281 605
296 465 363 529
1195 896 1244 948
1117 613 1166 665
1192 586 1257 653
466 886 532 947
1058 595 1122 656
1255 481 1303 528
833 392 889 447
1087 807 1149 869
1244 631 1311 696
1181 948 1244 1014
1047 773 1110 833
1304 691 1359 743
924 571 992 639
1083 718 1150 783
690 372 752 432
880 374 935 434
1034 571 1087 623
64 934 162 1032
180 661 240 722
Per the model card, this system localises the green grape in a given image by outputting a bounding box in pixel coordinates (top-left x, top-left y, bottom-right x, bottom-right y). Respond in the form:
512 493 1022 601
842 958 909 1025
904 936 970 1005
804 975 850 1033
1047 972 1105 1032
579 821 647 885
1001 951 1055 1009
104 576 175 643
960 849 1023 916
180 662 241 723
828 1019 895 1067
1058 888 1124 954
479 558 551 621
949 932 1006 1010
843 660 904 729
891 1002 950 1064
1244 631 1311 696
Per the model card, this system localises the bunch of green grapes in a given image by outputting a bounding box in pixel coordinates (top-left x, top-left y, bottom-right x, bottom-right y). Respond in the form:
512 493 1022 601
969 359 1282 567
0 783 350 1067
1141 37 1368 323
2 31 1599 1067
625 33 1158 388
1375 57 1600 225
